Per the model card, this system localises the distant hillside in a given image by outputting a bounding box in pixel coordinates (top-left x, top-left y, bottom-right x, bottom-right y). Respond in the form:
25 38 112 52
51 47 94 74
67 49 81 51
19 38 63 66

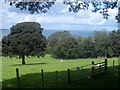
1 29 110 40
43 30 95 38
0 29 10 40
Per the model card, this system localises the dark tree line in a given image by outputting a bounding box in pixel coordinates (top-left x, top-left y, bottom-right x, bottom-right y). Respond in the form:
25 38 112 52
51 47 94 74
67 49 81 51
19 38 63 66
1 23 120 60
47 30 120 59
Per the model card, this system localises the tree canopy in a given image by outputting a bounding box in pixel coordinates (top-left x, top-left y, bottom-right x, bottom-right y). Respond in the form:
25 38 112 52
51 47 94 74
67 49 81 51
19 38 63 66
46 31 72 54
48 30 120 59
2 22 46 58
6 0 119 20
93 31 110 57
52 37 79 59
109 30 120 57
47 31 72 48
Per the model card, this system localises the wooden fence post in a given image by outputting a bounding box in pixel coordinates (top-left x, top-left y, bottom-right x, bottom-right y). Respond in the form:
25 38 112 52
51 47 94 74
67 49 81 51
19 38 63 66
67 68 71 84
118 57 120 81
91 61 94 78
16 68 21 90
105 59 107 73
113 60 115 66
76 66 81 78
56 71 58 88
41 69 44 88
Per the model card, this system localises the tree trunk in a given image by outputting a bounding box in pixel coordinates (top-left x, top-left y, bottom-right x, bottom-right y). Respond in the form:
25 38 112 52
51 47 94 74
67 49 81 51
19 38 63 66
105 52 106 58
22 49 26 65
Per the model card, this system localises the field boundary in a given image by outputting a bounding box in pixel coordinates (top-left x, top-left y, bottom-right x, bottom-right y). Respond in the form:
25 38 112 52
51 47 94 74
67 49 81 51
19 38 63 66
15 59 109 89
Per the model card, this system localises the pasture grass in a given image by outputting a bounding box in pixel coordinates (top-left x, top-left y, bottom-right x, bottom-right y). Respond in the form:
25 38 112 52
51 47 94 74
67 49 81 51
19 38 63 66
1 54 119 88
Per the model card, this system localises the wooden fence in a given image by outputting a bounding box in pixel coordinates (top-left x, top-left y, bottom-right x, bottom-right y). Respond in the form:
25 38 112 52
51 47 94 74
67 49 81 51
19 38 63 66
16 59 109 89
91 59 107 78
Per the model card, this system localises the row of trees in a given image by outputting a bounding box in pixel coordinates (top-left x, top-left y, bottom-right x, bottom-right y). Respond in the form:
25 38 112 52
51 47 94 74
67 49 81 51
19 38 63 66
47 30 120 59
1 22 120 64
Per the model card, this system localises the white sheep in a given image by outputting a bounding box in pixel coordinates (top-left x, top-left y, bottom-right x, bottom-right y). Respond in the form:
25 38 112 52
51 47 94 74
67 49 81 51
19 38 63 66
61 59 63 62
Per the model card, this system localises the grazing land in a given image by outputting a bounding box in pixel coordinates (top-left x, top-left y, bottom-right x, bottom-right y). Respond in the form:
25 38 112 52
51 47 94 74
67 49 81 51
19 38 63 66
1 54 119 88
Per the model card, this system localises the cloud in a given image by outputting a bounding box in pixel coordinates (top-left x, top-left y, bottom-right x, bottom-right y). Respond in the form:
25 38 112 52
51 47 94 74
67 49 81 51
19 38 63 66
1 1 118 32
18 15 35 22
36 17 44 23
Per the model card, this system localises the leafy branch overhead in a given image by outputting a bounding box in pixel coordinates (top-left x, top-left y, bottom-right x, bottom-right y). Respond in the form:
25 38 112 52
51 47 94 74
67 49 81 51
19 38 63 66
9 1 55 14
7 0 118 19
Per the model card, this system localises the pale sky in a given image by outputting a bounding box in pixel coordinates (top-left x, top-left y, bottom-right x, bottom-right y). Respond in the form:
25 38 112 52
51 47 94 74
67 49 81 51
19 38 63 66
0 0 119 38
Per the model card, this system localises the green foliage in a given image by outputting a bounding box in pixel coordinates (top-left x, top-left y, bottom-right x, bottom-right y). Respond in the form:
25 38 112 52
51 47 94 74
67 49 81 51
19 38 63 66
52 37 79 59
2 23 119 59
49 30 119 59
8 1 118 20
93 31 111 58
46 31 72 54
75 36 95 58
109 30 120 57
2 22 46 58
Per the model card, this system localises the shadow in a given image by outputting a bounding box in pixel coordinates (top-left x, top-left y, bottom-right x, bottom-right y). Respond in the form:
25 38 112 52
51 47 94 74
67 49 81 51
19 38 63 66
2 66 119 89
13 63 47 66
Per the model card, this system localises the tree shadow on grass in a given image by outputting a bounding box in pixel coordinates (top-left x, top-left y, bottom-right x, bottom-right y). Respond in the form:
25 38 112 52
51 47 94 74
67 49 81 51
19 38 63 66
2 66 119 89
13 62 47 66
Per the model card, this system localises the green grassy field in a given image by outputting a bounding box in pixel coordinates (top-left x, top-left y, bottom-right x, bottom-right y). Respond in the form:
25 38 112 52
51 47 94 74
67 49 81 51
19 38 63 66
1 54 119 88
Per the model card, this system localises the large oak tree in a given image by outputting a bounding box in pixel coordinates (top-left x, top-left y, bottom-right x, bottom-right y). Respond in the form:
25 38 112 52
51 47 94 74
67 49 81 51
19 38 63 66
2 22 46 64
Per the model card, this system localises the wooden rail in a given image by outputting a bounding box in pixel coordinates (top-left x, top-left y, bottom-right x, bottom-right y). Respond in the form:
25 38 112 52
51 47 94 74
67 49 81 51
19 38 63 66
91 59 107 78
